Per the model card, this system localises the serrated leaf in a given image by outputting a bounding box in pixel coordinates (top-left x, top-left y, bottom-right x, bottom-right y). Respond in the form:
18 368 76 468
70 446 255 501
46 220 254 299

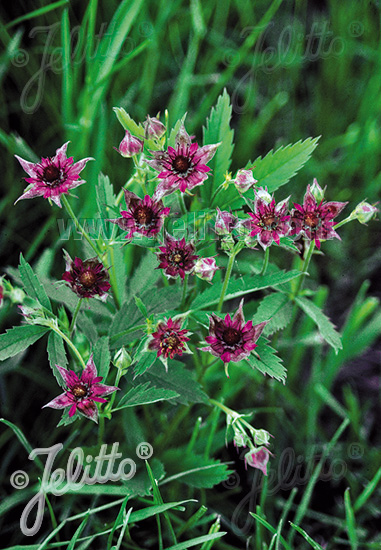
134 352 157 377
246 338 287 383
113 107 144 137
140 360 208 405
246 136 320 193
0 325 49 361
47 331 68 387
128 253 160 296
202 89 234 204
18 253 52 312
162 448 232 489
253 292 293 336
93 336 111 379
114 382 179 410
191 270 302 311
295 296 342 353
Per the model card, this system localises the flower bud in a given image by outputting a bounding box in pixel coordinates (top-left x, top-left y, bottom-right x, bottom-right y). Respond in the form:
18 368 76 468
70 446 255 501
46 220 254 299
352 201 378 224
310 178 325 203
253 428 272 446
244 446 271 476
194 257 219 282
114 130 144 158
143 115 166 139
255 186 272 204
215 208 238 235
234 169 258 193
113 347 132 372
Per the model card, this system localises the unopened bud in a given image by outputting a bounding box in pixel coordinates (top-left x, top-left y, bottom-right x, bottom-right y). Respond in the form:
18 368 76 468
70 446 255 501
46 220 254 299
352 201 378 224
234 169 258 193
310 178 325 203
144 115 166 139
194 257 219 283
114 130 144 158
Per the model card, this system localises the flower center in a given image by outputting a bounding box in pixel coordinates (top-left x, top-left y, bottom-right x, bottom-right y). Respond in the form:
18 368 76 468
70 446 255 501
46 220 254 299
263 215 278 228
173 155 190 173
79 270 97 288
72 384 88 398
135 206 153 226
304 212 320 229
43 164 61 186
170 252 184 265
165 334 179 349
222 328 241 346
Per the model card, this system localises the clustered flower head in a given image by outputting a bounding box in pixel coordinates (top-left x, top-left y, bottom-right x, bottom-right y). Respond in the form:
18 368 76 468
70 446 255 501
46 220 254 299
62 253 111 301
114 130 144 158
108 190 170 241
15 142 93 207
245 193 290 249
290 180 347 249
43 354 119 423
156 233 199 280
148 317 190 368
201 299 268 376
147 123 220 198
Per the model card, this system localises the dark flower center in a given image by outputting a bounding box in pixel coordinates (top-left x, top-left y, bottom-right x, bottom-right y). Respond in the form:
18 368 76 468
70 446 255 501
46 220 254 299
304 212 320 229
262 215 278 228
170 252 184 266
135 206 153 226
165 334 179 348
43 164 61 185
72 384 88 398
173 155 190 173
222 328 241 346
79 270 97 288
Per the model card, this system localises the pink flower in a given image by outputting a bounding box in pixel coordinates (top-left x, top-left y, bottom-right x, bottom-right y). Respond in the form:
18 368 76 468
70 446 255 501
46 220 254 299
143 115 166 139
156 233 199 280
62 253 111 301
201 299 268 374
244 447 271 476
245 193 291 249
15 142 93 208
147 123 220 198
114 130 144 158
194 257 219 282
148 318 190 361
290 182 347 249
215 208 239 235
234 169 258 193
108 190 170 241
43 354 119 423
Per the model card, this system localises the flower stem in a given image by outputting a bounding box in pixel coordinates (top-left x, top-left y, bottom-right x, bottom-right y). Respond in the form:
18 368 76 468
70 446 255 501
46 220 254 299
293 239 315 298
61 195 100 258
179 192 187 216
49 323 86 370
217 242 243 312
181 274 188 310
69 298 82 336
260 247 270 276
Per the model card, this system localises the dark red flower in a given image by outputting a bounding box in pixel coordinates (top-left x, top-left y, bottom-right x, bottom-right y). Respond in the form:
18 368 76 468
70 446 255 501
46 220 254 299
148 318 190 362
62 253 111 300
201 300 267 375
43 354 119 423
156 233 199 280
290 182 347 249
245 194 290 249
108 190 170 241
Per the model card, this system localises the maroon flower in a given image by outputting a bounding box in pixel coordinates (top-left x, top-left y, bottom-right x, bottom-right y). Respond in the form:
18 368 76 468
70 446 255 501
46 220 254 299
245 194 290 249
148 318 190 363
108 190 170 241
201 300 268 375
43 354 119 422
290 182 347 249
114 130 144 158
147 124 219 198
156 233 199 280
15 142 93 208
62 253 111 301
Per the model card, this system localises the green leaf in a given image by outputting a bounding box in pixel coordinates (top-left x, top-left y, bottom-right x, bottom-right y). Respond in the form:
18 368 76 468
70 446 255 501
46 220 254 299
295 296 342 353
95 172 116 237
47 331 68 387
18 253 52 312
0 325 49 361
134 352 157 377
113 107 144 137
202 89 234 204
129 253 160 296
191 270 302 311
289 523 325 550
165 533 226 550
168 113 187 148
246 338 287 383
140 361 208 405
93 336 111 379
114 382 179 410
253 292 293 336
162 448 232 489
246 136 320 193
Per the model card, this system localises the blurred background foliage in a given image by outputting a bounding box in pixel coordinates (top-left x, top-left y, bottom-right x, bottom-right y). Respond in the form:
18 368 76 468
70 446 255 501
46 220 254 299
0 0 380 548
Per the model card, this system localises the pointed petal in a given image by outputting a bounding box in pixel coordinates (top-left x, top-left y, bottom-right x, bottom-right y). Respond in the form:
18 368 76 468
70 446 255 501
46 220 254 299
42 393 72 409
81 353 98 384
